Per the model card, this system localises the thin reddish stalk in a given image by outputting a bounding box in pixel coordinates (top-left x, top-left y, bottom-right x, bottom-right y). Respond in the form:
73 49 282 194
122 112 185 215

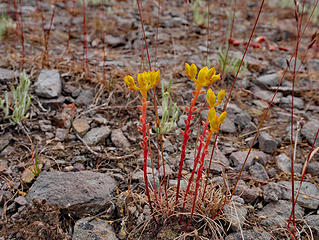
13 0 24 69
206 0 210 66
288 128 319 228
147 129 160 208
287 1 305 233
180 118 209 220
67 0 77 53
44 0 57 67
82 0 88 73
201 128 218 200
183 131 213 231
139 98 157 224
154 0 160 68
137 0 151 71
175 88 201 210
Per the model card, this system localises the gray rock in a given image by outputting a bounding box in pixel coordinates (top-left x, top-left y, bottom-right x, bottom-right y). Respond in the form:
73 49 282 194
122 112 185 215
73 217 118 240
55 128 68 141
249 162 269 181
0 133 12 152
105 34 125 48
306 161 319 176
254 73 280 89
224 201 248 231
220 118 237 133
225 228 271 240
35 70 61 98
39 120 52 132
276 57 303 71
305 215 319 240
258 200 304 230
169 179 187 189
26 171 116 217
230 150 269 171
83 126 111 145
234 112 252 129
262 182 281 202
14 196 27 206
280 95 304 109
163 139 175 153
301 120 319 147
252 86 282 104
159 165 173 178
276 153 302 174
258 132 277 154
234 181 261 203
177 114 187 128
309 59 319 71
75 89 94 106
279 180 319 209
209 148 230 173
0 68 17 82
111 129 130 149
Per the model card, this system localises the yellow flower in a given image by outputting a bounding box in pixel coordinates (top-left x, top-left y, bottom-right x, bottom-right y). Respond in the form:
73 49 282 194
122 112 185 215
206 88 216 108
185 63 220 91
208 108 227 132
215 89 225 107
124 70 160 98
185 63 197 81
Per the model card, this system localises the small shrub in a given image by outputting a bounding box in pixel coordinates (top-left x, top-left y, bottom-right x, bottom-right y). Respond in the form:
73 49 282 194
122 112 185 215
0 71 31 125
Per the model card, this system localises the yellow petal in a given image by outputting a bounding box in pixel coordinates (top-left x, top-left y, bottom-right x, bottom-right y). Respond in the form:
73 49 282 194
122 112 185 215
218 111 227 124
190 64 197 80
215 89 225 106
206 88 216 108
124 75 139 91
197 66 208 84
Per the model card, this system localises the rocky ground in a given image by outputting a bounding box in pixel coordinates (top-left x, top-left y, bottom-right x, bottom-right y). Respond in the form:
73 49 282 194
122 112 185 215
0 0 319 239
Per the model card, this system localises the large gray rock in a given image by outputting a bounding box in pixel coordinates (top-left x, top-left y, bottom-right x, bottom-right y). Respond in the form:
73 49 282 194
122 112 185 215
276 153 302 174
258 132 277 154
254 73 280 89
279 181 319 209
73 217 118 240
224 199 248 231
35 70 61 98
301 120 319 147
249 162 269 181
305 215 319 240
230 150 269 170
258 200 304 230
26 171 116 217
280 95 305 110
225 228 271 240
111 129 130 149
75 89 95 106
0 68 17 82
262 182 281 202
83 126 111 145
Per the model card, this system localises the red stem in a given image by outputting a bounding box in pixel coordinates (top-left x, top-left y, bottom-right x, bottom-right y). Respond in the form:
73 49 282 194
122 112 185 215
175 88 201 210
183 131 213 231
180 118 209 219
140 98 157 223
82 0 88 73
13 0 24 69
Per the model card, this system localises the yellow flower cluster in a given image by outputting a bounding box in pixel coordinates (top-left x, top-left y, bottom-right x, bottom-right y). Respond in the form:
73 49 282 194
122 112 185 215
124 70 160 99
206 88 227 132
185 63 220 91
